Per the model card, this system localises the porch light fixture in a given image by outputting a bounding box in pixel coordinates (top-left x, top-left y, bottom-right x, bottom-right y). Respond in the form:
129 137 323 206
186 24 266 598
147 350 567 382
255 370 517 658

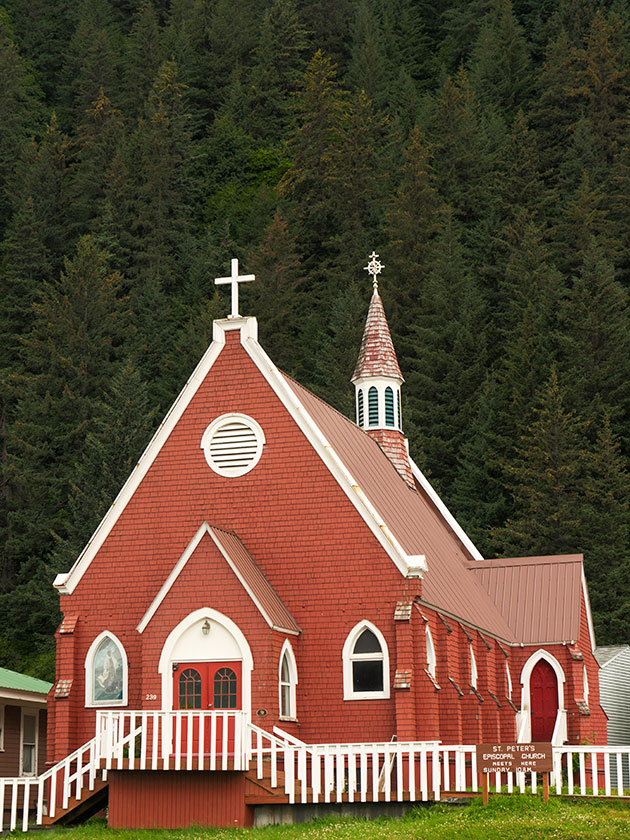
201 620 211 636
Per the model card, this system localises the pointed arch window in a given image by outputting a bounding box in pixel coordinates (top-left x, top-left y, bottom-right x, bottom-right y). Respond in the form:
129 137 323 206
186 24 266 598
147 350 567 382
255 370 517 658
368 387 379 426
385 387 395 426
343 621 390 700
426 626 436 678
279 640 298 720
506 661 512 701
85 632 128 707
357 389 364 427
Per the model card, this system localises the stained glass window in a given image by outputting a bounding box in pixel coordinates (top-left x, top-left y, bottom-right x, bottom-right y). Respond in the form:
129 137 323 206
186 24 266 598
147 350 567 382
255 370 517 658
92 636 124 703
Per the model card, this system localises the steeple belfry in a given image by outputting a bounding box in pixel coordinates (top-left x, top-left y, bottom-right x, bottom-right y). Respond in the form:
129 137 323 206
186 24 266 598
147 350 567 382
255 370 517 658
352 254 414 488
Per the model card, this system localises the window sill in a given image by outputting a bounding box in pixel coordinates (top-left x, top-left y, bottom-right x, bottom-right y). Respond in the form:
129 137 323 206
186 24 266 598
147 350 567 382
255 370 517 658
279 716 298 723
343 692 390 701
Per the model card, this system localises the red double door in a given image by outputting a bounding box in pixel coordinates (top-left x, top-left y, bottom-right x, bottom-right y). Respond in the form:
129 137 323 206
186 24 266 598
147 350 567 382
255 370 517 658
530 659 558 742
173 661 242 758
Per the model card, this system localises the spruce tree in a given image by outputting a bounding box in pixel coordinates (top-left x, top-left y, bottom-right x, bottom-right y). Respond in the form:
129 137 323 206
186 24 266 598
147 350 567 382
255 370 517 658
245 210 304 374
492 370 588 557
51 359 156 571
122 0 163 119
580 417 630 642
280 50 347 279
60 0 122 123
469 0 532 121
68 88 124 237
0 7 42 229
245 0 308 142
558 245 630 453
2 237 131 673
403 210 487 496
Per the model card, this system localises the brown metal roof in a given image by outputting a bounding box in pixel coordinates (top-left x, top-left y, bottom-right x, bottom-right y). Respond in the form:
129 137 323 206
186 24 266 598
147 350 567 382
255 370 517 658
352 290 403 381
210 527 301 635
469 555 583 644
281 375 516 641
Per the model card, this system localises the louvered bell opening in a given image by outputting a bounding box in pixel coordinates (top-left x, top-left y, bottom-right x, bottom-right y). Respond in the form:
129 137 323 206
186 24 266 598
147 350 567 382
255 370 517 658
209 421 259 475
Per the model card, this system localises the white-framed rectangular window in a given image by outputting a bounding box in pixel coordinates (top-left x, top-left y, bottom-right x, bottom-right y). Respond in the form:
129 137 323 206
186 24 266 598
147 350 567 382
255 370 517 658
20 710 38 776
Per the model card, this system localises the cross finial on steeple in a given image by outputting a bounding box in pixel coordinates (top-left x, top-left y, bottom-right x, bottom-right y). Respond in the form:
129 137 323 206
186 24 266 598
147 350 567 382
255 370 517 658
364 250 384 292
214 258 255 318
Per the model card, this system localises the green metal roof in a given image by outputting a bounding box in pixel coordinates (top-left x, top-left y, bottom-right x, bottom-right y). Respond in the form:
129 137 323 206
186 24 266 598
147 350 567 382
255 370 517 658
0 666 52 696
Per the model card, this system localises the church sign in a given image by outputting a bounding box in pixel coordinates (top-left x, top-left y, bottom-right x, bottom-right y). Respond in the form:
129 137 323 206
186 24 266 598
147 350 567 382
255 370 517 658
476 743 553 774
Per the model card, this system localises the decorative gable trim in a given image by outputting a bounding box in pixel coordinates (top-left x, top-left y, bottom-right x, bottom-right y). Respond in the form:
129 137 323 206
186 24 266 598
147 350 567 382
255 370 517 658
136 521 299 636
56 316 427 595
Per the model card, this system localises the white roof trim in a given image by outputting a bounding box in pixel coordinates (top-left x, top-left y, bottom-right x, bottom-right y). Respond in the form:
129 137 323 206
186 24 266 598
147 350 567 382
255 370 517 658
408 457 484 562
581 567 597 654
56 315 427 595
137 521 299 636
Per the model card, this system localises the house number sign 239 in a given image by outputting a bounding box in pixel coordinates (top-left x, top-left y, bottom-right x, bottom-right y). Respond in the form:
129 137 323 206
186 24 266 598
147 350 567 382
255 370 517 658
145 693 157 700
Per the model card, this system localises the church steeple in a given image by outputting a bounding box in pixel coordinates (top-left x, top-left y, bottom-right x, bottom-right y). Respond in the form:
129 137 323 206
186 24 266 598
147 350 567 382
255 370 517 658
352 253 414 488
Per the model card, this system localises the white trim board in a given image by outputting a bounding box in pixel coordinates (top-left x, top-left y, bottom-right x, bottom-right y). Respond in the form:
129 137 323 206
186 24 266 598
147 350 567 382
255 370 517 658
55 316 429 597
137 522 299 635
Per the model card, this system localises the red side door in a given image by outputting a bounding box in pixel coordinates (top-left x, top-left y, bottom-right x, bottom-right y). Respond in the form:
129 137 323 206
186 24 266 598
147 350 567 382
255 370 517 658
173 661 242 757
530 659 558 741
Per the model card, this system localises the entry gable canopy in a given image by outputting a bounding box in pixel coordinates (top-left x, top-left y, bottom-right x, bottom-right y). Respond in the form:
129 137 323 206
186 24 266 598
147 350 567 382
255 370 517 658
138 522 300 636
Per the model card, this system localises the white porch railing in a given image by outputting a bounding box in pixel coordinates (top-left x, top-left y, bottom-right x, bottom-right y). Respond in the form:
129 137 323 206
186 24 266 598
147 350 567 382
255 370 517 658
96 710 248 771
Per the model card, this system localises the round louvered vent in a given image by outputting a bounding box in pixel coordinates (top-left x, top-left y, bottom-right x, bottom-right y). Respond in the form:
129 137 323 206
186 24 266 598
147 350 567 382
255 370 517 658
200 414 265 477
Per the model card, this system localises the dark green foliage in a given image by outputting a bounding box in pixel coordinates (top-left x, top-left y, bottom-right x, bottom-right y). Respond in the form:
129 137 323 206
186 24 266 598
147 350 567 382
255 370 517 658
2 0 630 674
492 370 588 557
469 0 533 120
51 359 156 571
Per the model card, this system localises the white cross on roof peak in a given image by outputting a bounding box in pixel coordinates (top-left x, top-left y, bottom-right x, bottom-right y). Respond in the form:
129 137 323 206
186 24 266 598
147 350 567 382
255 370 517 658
214 258 255 318
364 251 384 292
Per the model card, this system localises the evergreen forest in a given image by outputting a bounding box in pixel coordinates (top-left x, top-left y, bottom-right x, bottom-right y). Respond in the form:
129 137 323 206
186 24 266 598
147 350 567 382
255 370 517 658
1 0 629 679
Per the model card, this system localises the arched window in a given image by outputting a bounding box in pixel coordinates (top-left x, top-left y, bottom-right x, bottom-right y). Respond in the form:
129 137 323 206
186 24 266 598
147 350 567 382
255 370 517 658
384 387 395 426
397 390 401 428
470 645 478 689
506 661 512 701
343 621 390 700
85 632 128 707
279 640 298 720
178 668 202 709
213 667 238 709
368 387 379 426
426 626 436 678
357 389 364 427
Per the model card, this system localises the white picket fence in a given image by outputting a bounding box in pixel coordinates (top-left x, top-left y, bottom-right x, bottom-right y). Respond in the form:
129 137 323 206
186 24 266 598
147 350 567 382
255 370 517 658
2 711 630 832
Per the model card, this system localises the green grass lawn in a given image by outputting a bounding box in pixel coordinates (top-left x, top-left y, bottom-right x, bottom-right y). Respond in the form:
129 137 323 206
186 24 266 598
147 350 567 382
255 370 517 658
36 797 630 840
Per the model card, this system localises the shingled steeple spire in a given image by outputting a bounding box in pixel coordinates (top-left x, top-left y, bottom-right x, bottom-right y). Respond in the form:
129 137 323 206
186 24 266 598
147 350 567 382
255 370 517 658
352 254 414 488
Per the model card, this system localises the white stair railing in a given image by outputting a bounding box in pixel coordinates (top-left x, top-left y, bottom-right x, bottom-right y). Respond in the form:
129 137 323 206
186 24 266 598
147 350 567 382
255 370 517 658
0 735 103 833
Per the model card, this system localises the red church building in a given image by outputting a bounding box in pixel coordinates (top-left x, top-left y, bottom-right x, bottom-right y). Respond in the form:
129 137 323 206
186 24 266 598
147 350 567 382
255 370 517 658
42 255 605 828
